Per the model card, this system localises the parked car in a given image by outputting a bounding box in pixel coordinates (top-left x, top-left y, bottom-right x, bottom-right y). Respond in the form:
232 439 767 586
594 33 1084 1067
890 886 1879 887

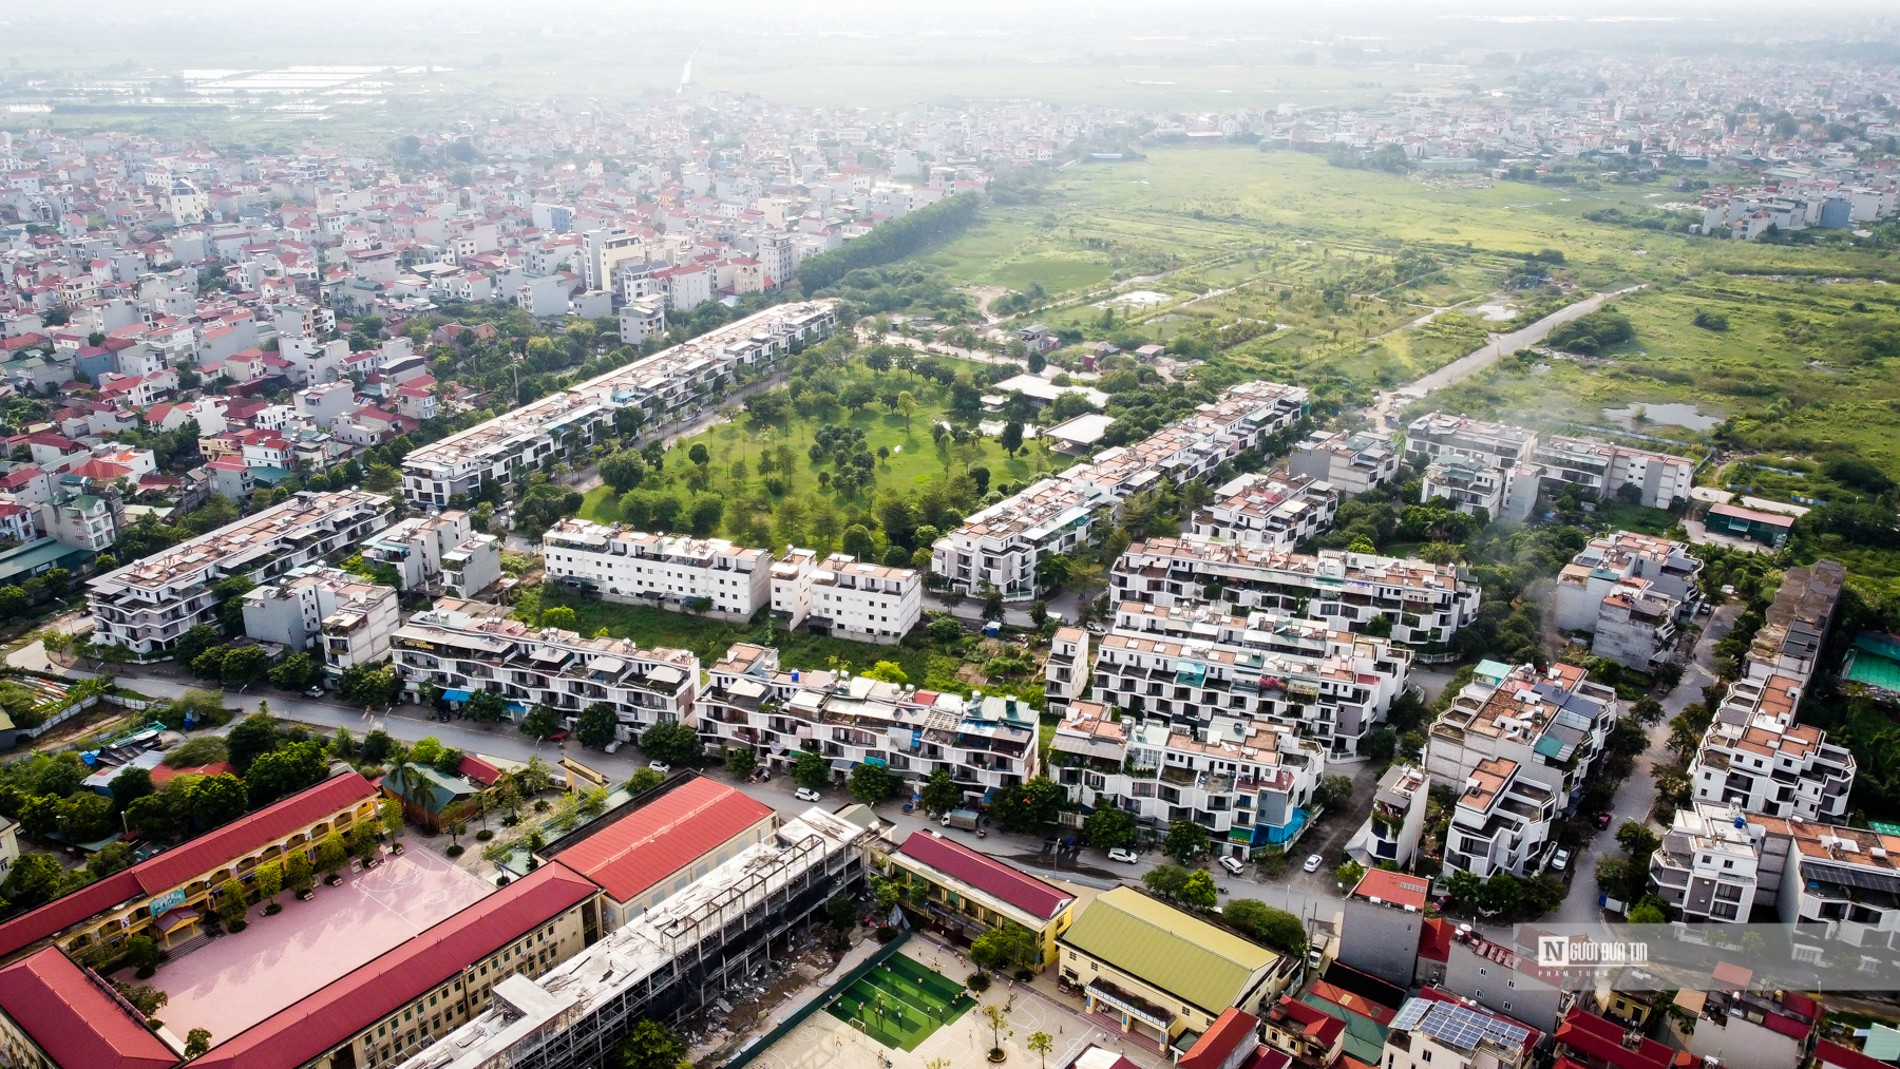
304 687 324 699
1219 855 1247 875
794 786 822 803
1597 813 1614 830
1303 853 1324 873
603 740 621 755
648 760 671 775
1551 849 1571 872
1107 847 1139 864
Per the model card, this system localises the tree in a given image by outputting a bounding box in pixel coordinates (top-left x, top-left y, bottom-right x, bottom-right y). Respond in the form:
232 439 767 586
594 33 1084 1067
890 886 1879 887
1630 697 1666 726
841 524 877 562
1000 421 1025 457
1446 869 1483 905
1335 859 1368 890
1314 774 1354 810
981 1002 1013 1061
1617 821 1661 861
1082 806 1138 850
215 877 249 928
1477 873 1524 916
600 451 645 494
897 390 918 432
1628 900 1667 924
1029 1031 1054 1069
640 721 702 765
186 774 248 829
1180 869 1219 911
539 606 577 631
269 652 324 692
1163 820 1208 864
1 855 72 909
626 768 665 794
970 925 1039 972
861 660 908 684
848 762 894 805
314 831 348 879
989 776 1065 833
613 1019 689 1069
1142 863 1190 900
576 702 619 749
725 747 758 779
172 623 223 668
184 1029 212 1059
219 645 269 688
110 765 155 810
56 792 114 842
243 741 327 806
918 770 961 816
225 712 280 775
791 750 830 789
465 689 507 723
253 859 284 903
286 850 314 896
1222 899 1307 955
688 443 710 468
519 704 563 740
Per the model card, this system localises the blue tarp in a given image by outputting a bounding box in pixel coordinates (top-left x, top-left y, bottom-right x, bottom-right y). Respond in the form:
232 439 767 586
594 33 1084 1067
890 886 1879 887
440 689 472 703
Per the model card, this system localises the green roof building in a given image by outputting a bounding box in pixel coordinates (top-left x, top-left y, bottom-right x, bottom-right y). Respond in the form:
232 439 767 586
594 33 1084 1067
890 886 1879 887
1057 886 1288 1054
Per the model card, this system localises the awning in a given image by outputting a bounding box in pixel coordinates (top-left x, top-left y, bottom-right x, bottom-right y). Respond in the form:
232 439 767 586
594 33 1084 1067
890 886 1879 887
440 689 472 703
155 907 200 932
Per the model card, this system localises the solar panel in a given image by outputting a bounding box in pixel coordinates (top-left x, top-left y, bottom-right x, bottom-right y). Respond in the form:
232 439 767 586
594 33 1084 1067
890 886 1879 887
1400 999 1532 1053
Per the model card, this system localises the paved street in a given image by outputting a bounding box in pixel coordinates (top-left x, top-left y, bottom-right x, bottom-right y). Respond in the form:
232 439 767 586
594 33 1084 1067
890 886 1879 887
1551 602 1738 926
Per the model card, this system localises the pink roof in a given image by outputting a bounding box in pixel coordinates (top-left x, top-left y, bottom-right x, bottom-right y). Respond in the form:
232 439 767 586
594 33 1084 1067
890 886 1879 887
551 776 773 903
895 830 1073 921
0 948 177 1069
1351 868 1429 911
0 773 378 959
192 862 598 1069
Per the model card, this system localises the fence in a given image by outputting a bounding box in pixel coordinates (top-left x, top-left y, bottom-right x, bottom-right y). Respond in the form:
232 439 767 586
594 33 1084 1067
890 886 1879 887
723 931 913 1069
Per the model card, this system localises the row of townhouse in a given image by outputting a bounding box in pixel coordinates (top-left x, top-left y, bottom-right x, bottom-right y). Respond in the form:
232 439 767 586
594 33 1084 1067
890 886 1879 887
359 509 503 600
1406 412 1697 518
1551 530 1702 670
695 642 1039 806
85 489 393 655
239 565 400 677
1049 699 1327 860
1426 660 1621 878
932 380 1311 600
1111 535 1481 648
1188 469 1339 550
400 301 839 507
1087 599 1412 758
1287 427 1402 497
541 520 923 643
1687 560 1854 823
390 598 699 740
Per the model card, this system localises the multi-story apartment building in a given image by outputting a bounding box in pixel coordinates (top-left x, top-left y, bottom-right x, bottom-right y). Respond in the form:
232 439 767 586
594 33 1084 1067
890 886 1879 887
240 566 399 674
695 644 1039 806
1189 470 1338 550
1113 535 1480 648
1048 700 1325 860
1403 413 1538 471
1425 661 1619 810
1648 800 1790 924
1442 755 1559 879
1289 428 1400 497
933 381 1309 599
542 519 771 621
1743 560 1845 688
392 597 699 739
402 302 837 507
1421 453 1538 521
768 547 921 644
1348 762 1432 868
1532 434 1696 509
1044 626 1091 717
360 509 500 597
1552 531 1701 670
87 490 393 655
40 491 121 552
1089 600 1411 757
1689 682 1855 822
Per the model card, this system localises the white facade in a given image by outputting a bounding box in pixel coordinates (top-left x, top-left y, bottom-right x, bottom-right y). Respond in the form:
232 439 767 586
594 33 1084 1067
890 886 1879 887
360 510 478 593
239 567 397 676
1649 800 1786 924
695 643 1039 805
1384 997 1534 1069
1288 429 1400 497
1425 661 1619 810
768 547 921 644
1403 412 1537 470
403 302 837 507
542 519 772 621
1112 535 1480 648
88 490 393 655
1190 470 1338 550
1551 531 1701 670
1348 762 1431 868
1045 626 1091 717
392 597 699 737
1442 755 1558 879
1533 434 1696 509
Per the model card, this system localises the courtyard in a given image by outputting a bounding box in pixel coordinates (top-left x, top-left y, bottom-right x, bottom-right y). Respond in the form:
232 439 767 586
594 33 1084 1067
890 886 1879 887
822 952 973 1051
143 847 490 1043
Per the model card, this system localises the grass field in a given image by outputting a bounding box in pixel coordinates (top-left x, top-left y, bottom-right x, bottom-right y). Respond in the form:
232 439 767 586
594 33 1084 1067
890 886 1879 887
824 954 974 1052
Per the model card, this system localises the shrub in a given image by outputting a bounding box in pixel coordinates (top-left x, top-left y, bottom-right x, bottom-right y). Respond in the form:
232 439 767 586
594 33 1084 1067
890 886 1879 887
874 926 901 944
967 971 992 992
496 875 512 887
264 903 282 916
446 844 465 858
475 829 495 842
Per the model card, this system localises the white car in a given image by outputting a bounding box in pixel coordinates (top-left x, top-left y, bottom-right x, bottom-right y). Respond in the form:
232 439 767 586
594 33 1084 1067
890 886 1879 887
648 760 671 775
1303 854 1324 873
1218 855 1247 875
794 787 823 803
1107 847 1139 864
1551 849 1571 872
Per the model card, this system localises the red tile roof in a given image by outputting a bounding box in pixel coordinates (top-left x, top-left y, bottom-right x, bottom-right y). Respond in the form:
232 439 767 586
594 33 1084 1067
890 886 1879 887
1555 1007 1691 1069
0 772 377 959
1350 868 1429 911
1180 1008 1262 1069
1815 1040 1891 1069
192 862 598 1069
0 948 178 1069
457 753 502 787
549 775 773 903
895 830 1074 922
1273 995 1346 1046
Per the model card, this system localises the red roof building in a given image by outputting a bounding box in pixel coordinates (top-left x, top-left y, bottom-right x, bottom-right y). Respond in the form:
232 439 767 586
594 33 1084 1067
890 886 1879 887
1554 1007 1696 1069
0 947 178 1069
545 775 774 923
893 829 1075 922
1350 868 1430 910
191 862 600 1069
0 772 381 960
1180 1008 1277 1069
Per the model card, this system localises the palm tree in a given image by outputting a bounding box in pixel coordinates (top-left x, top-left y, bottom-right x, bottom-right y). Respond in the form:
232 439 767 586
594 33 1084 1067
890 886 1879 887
386 743 440 826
